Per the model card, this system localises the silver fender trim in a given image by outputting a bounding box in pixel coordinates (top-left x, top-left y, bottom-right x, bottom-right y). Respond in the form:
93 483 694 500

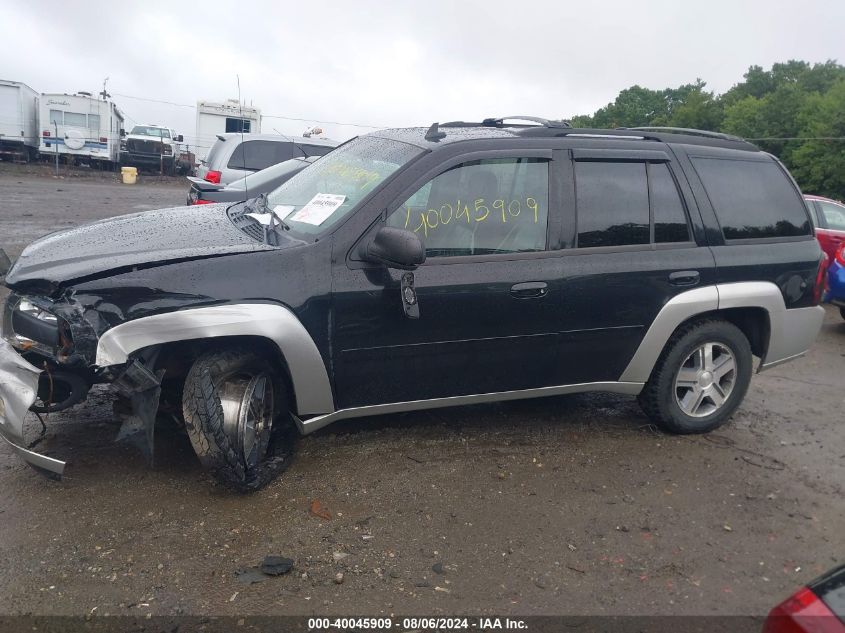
620 282 825 382
294 381 645 435
619 286 719 383
716 282 824 371
96 303 334 416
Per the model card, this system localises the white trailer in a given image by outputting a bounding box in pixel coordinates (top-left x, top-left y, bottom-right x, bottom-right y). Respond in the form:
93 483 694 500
0 80 39 161
39 93 125 166
195 99 261 163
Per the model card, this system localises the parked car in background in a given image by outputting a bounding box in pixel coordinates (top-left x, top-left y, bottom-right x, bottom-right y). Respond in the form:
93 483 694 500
763 562 845 632
0 120 826 491
120 124 185 175
826 243 845 320
196 133 337 185
186 155 317 206
805 195 845 266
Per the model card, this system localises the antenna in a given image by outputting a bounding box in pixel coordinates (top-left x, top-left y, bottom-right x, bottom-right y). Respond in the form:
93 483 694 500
237 74 249 202
270 124 316 162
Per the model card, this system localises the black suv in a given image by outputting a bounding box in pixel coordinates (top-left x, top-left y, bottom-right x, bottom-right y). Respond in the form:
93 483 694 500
0 118 826 490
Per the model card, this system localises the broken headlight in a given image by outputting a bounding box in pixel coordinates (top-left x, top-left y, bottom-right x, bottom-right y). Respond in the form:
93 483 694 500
2 294 59 356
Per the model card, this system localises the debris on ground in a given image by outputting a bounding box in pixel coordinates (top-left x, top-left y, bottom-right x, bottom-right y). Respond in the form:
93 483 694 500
261 555 295 576
310 499 332 520
334 572 344 584
234 567 268 585
432 562 445 575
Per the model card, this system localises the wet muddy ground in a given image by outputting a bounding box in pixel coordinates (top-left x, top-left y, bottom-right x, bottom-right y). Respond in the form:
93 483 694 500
0 168 843 618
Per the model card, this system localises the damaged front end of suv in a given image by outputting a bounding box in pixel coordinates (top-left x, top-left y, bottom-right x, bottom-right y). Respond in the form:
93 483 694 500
0 287 167 477
0 200 310 485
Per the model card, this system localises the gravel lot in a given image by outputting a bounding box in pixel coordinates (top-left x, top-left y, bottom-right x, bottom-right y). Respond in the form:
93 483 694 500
0 165 843 619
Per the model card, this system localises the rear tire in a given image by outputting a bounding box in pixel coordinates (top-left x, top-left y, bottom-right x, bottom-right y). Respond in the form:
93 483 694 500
182 347 295 491
840 307 845 321
638 319 752 434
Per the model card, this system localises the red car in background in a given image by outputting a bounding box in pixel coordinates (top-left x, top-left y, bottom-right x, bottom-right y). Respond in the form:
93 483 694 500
805 195 845 266
763 562 845 632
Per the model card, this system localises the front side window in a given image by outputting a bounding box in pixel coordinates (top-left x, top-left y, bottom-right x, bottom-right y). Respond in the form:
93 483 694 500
267 136 423 235
386 158 550 257
691 157 811 240
818 201 845 231
63 112 87 128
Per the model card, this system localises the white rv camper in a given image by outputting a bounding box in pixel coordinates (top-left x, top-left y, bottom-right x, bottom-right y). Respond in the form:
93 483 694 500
0 80 39 161
39 92 125 166
195 99 261 163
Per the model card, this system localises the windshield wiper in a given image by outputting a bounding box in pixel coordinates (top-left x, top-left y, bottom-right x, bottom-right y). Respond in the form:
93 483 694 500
241 194 290 246
257 193 290 231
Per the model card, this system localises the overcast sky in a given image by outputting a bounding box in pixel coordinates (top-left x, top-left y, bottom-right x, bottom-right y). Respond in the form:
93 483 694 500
3 0 843 151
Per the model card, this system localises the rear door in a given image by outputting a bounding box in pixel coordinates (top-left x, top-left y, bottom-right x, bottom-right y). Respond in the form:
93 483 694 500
549 148 716 383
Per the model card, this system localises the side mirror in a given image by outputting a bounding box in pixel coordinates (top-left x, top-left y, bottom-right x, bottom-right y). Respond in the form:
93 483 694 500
176 134 184 142
119 128 126 137
363 227 425 270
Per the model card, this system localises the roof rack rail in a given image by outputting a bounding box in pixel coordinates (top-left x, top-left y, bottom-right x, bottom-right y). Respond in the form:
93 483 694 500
481 116 572 129
622 127 744 142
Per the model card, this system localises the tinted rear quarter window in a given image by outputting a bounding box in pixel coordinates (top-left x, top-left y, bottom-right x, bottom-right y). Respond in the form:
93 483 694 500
691 157 810 240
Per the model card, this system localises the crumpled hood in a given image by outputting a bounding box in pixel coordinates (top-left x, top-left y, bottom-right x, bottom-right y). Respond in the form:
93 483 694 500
5 203 278 289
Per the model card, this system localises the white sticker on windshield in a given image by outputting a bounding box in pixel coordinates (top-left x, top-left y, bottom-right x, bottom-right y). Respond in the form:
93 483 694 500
289 193 346 226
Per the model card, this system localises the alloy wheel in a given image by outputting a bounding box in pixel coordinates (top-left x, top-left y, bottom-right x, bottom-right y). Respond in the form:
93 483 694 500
673 342 737 418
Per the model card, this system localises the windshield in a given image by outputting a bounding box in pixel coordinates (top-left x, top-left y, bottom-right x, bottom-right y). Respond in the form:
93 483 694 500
131 126 170 138
266 136 422 235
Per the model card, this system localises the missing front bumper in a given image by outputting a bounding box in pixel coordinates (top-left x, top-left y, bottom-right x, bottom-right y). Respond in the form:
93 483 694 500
0 339 65 477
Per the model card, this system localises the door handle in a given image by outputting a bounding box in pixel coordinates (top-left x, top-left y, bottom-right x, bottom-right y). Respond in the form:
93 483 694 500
510 281 548 298
669 270 700 286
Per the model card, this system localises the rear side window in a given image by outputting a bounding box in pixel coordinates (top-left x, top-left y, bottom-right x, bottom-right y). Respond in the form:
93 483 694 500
817 201 845 231
691 157 811 240
651 163 691 243
228 141 296 170
575 162 650 248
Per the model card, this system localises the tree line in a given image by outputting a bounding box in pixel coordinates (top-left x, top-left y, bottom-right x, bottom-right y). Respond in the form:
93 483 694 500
568 60 845 201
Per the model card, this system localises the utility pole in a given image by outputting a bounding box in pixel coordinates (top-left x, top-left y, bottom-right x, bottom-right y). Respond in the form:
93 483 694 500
53 121 59 177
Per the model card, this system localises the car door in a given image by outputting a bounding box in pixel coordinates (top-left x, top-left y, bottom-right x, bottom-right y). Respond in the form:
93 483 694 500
330 150 567 409
548 148 717 384
813 199 845 263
